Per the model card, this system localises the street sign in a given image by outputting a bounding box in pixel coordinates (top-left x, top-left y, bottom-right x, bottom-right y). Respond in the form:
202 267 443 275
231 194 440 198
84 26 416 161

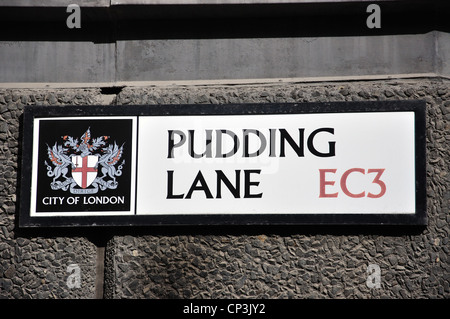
19 101 426 227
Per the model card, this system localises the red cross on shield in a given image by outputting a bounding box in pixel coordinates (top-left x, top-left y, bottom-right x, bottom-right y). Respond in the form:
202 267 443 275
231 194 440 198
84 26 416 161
72 155 98 189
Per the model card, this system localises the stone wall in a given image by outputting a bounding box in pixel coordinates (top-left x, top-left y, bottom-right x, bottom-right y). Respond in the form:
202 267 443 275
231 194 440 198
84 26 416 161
0 90 100 298
0 78 449 298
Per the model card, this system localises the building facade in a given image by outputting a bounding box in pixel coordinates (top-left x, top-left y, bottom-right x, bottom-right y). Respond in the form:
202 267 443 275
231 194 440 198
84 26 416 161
0 0 449 299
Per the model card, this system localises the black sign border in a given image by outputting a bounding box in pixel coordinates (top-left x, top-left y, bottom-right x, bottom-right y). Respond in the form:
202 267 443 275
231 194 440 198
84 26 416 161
18 101 427 227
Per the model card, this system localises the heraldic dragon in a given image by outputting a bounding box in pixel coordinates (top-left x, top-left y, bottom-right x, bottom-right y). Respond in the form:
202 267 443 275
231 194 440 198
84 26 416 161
44 128 125 194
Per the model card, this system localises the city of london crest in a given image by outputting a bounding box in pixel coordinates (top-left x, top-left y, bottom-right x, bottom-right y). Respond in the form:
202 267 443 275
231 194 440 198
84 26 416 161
44 128 125 194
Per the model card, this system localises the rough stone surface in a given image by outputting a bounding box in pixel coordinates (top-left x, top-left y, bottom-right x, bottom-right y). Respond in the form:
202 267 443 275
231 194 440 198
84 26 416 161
1 79 449 299
108 79 450 299
0 89 100 299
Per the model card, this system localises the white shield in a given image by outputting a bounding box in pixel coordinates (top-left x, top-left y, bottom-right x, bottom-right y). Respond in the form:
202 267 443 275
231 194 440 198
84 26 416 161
72 155 98 189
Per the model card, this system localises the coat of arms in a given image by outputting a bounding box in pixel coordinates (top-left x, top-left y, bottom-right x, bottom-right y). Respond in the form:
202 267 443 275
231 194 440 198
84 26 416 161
44 128 125 194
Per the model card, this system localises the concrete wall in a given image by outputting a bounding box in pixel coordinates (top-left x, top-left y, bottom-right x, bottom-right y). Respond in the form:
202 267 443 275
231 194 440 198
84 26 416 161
1 1 449 84
436 32 450 76
1 78 448 298
116 33 437 82
0 33 446 84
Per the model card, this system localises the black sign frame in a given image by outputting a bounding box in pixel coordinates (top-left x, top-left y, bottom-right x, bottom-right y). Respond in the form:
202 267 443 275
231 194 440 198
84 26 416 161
18 101 427 227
